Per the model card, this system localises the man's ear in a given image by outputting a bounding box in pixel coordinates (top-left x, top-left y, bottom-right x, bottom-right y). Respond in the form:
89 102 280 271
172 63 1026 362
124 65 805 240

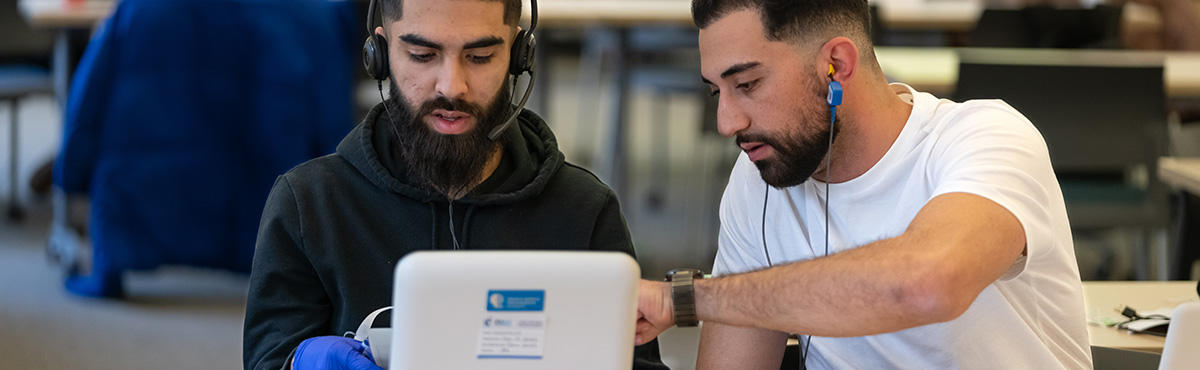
822 37 859 82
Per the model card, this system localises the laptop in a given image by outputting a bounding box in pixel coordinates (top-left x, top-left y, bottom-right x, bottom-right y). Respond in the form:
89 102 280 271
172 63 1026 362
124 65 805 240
378 250 640 370
1159 301 1200 370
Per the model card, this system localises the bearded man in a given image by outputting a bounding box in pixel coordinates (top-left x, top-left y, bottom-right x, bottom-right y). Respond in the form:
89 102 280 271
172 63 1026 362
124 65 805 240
242 0 668 369
633 0 1090 369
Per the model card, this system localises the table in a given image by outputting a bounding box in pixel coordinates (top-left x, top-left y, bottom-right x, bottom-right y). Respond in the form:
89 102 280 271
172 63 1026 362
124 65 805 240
1082 280 1198 353
875 47 1200 99
18 0 115 106
532 0 986 29
1159 157 1200 195
18 0 115 28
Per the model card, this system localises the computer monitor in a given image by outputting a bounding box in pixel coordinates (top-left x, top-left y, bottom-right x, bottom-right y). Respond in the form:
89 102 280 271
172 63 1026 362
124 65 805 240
385 250 640 370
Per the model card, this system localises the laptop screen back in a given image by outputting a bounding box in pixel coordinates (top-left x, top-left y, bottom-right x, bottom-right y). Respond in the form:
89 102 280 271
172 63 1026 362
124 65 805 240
389 250 640 370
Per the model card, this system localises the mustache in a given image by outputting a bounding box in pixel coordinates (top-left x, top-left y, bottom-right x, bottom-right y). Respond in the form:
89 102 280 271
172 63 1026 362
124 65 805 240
735 132 777 148
414 96 483 120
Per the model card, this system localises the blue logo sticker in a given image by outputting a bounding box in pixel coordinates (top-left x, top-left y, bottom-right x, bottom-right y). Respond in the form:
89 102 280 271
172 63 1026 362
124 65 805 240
486 290 545 311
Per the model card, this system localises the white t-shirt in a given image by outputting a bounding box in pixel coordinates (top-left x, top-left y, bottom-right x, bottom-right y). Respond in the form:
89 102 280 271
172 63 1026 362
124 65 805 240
713 83 1092 369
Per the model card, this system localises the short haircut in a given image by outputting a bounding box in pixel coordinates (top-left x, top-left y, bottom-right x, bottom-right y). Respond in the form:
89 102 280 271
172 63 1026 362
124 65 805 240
692 0 872 49
382 0 523 26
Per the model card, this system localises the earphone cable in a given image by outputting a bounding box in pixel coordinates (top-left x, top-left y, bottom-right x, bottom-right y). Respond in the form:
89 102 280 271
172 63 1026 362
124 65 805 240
762 188 772 267
378 81 402 142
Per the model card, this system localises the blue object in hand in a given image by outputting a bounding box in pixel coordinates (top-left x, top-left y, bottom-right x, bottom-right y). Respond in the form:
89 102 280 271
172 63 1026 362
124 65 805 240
292 336 383 370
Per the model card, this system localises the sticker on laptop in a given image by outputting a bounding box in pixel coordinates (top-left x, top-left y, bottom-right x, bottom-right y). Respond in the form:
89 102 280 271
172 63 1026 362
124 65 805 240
478 290 547 359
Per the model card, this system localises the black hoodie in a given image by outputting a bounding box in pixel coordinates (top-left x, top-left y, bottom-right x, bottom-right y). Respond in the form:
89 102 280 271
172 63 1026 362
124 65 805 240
244 104 669 370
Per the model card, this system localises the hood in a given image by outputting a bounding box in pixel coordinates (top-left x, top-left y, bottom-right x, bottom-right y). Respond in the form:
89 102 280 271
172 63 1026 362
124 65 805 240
337 102 565 206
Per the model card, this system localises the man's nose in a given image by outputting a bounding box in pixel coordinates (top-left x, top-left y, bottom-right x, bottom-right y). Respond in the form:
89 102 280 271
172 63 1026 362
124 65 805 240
716 97 749 138
434 60 469 101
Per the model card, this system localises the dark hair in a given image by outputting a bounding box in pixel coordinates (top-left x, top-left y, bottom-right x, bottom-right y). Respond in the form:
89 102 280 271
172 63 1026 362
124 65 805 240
382 0 523 26
692 0 871 47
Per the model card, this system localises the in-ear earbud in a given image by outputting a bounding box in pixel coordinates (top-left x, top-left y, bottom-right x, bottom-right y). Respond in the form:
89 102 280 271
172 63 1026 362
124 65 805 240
827 64 841 124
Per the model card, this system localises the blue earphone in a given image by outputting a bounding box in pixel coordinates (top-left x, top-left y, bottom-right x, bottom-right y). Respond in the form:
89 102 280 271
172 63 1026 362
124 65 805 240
827 64 842 123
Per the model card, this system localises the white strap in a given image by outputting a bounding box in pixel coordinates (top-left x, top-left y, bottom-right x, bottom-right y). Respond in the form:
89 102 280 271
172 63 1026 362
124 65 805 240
354 306 392 341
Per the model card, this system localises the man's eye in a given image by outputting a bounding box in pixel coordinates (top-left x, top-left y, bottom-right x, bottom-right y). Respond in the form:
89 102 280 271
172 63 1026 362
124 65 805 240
409 53 434 62
709 89 720 97
736 80 758 92
468 55 493 64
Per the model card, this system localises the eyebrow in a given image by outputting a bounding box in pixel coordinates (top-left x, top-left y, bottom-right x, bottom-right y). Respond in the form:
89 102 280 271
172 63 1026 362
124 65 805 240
400 34 441 50
701 61 763 85
463 36 504 50
399 34 505 51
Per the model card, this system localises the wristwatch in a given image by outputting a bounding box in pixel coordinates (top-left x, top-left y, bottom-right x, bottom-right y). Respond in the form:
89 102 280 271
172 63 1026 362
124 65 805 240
666 268 705 327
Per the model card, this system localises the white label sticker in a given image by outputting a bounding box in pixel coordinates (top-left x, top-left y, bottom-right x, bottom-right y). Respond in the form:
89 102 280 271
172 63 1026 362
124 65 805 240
476 312 547 359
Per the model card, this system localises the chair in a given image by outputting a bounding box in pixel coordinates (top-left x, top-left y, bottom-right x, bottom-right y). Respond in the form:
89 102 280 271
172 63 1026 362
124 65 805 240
52 0 355 297
0 66 52 221
1 0 55 221
953 48 1170 280
970 5 1124 49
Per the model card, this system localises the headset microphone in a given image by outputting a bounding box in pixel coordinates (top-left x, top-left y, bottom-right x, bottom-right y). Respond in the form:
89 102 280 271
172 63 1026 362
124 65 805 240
487 0 539 141
488 69 535 140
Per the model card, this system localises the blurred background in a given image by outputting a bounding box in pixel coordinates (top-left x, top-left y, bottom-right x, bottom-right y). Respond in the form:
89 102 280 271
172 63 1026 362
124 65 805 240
2 0 1199 368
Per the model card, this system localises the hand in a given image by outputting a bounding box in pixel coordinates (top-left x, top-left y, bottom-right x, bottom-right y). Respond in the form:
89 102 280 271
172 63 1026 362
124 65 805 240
635 279 674 345
292 336 383 370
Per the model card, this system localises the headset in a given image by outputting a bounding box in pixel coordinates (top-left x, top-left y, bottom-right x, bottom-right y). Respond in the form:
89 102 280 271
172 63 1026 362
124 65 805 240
762 63 842 370
362 0 538 141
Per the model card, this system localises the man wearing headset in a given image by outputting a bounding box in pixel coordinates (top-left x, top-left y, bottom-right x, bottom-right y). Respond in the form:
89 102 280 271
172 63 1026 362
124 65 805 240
242 0 668 369
635 0 1091 369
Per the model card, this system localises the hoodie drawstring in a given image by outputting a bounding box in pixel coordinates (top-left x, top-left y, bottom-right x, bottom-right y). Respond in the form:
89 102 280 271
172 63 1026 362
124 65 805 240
448 201 461 250
460 205 478 248
427 203 438 251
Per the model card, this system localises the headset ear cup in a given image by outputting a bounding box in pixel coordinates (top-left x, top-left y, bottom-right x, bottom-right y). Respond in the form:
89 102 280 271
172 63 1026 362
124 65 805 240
508 30 536 76
363 33 390 81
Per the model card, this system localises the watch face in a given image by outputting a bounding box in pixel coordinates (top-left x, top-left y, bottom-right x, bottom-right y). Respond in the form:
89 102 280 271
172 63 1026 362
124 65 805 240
668 268 703 281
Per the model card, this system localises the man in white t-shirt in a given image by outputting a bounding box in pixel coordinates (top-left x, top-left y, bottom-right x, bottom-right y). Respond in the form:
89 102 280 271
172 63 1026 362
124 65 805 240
633 0 1092 369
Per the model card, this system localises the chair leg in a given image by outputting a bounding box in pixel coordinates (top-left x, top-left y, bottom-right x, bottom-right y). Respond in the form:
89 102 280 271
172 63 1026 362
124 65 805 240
6 98 24 222
1134 227 1152 280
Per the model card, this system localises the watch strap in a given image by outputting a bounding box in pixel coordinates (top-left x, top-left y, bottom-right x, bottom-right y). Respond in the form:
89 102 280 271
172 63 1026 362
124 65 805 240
667 269 703 327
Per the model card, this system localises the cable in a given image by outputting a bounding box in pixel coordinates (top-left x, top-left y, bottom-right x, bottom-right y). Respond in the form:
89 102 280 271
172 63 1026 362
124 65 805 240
763 188 772 267
378 81 402 142
801 89 838 370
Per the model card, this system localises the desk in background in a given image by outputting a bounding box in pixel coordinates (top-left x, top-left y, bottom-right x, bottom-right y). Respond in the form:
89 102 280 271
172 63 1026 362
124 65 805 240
18 0 115 105
1159 157 1200 195
18 0 114 28
1083 280 1198 353
875 47 1200 99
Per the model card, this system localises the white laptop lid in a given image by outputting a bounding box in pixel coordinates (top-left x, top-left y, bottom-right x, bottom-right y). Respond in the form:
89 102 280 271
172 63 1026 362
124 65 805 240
388 250 640 370
1159 300 1200 370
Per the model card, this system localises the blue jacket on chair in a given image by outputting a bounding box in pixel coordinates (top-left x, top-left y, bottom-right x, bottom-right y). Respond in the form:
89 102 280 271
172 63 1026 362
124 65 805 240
54 0 355 295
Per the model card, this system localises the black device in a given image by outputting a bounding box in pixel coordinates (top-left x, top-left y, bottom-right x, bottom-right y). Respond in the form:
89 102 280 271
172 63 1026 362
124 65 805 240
362 0 537 140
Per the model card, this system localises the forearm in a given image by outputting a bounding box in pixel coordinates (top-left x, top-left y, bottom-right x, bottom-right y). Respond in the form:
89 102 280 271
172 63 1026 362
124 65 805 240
695 236 955 336
694 193 1024 336
696 322 788 370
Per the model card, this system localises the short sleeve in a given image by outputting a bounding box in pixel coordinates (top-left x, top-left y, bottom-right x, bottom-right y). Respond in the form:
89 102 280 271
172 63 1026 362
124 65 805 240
927 102 1061 280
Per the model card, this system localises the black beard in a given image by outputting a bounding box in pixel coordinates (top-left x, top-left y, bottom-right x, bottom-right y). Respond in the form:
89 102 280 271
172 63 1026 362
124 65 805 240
738 82 840 188
383 80 513 198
